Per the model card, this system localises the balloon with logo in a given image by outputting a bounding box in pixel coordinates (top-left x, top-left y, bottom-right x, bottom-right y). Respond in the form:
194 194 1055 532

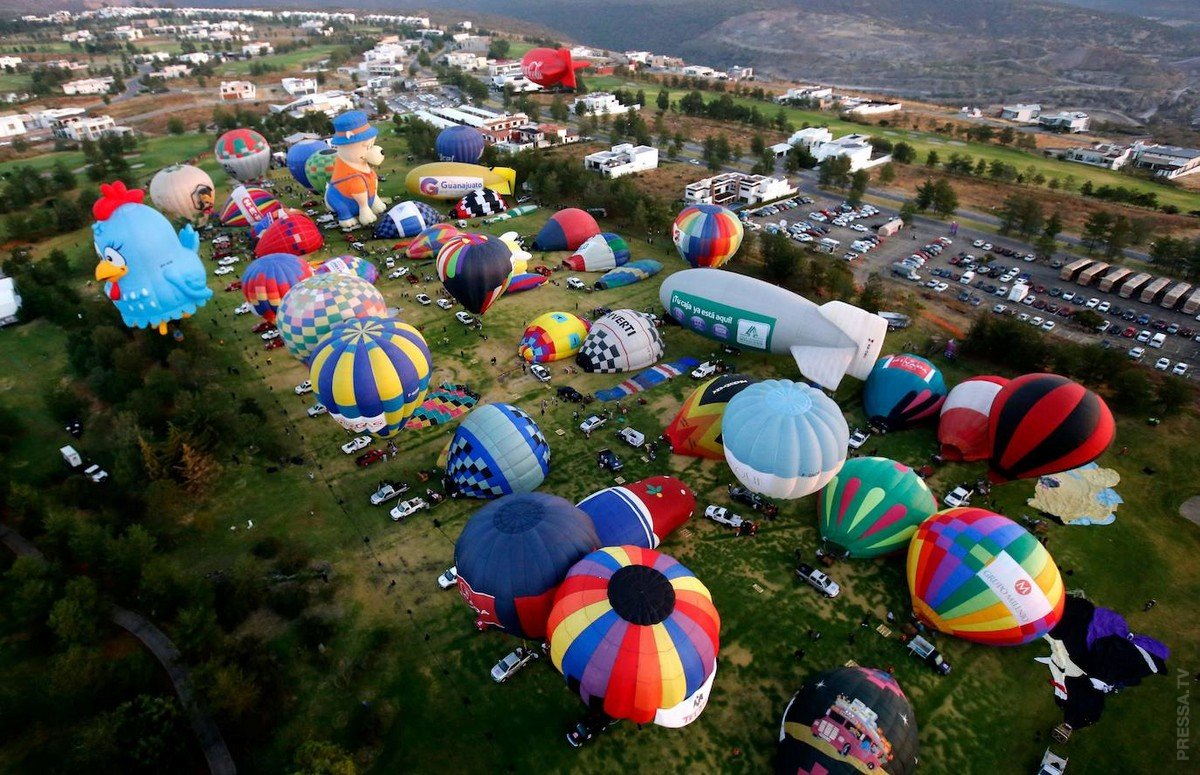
314 255 379 284
454 492 598 639
304 147 339 194
373 200 444 239
148 164 215 224
817 457 938 559
214 128 271 182
240 252 313 324
286 139 330 191
275 274 388 363
520 47 589 89
518 312 591 363
445 403 551 498
863 354 948 431
664 374 759 460
564 232 630 272
436 233 522 315
532 208 600 251
907 507 1066 646
576 309 663 373
436 125 486 164
673 204 743 269
309 316 433 438
218 185 281 228
576 476 695 549
938 375 1008 462
254 212 324 258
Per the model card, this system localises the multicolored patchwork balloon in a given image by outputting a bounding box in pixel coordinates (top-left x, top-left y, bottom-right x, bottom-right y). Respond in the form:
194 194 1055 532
276 274 388 363
214 128 270 182
314 254 379 284
445 403 551 498
518 311 591 363
817 457 938 558
407 223 459 260
672 204 743 268
240 252 314 324
304 148 338 194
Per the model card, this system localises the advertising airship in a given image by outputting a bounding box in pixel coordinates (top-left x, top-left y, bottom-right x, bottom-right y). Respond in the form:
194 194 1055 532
659 269 887 391
404 163 517 200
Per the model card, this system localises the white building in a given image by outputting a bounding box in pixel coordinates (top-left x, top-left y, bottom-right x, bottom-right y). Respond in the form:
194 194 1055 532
584 143 659 178
62 77 114 96
684 172 796 206
779 86 832 103
487 60 523 78
728 65 754 81
23 106 85 130
1129 142 1200 180
493 74 541 93
441 51 486 71
844 101 902 116
1063 143 1131 171
220 80 257 101
43 59 88 73
242 41 274 57
960 106 982 118
135 51 172 64
1000 103 1041 123
0 56 23 70
570 92 637 117
177 52 212 66
111 25 143 40
0 113 27 139
62 30 92 43
152 64 191 80
57 115 131 142
810 133 891 172
281 77 318 96
270 90 354 118
1038 111 1090 133
789 127 834 149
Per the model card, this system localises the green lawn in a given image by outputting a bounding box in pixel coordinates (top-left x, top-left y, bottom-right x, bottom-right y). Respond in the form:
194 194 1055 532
0 71 30 93
1 148 1197 772
0 134 213 180
218 44 343 76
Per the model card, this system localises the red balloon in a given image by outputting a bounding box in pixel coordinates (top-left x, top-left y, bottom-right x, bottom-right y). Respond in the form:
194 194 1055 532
520 48 589 89
254 212 324 258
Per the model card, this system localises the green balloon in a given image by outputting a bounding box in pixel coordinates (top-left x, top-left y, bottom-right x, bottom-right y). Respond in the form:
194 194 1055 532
817 456 938 558
304 148 338 194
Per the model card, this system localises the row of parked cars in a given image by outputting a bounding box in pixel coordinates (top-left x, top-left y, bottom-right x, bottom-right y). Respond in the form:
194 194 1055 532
745 196 815 219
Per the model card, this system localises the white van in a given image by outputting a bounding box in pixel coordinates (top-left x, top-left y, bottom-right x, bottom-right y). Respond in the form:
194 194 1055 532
1149 332 1167 349
960 270 975 285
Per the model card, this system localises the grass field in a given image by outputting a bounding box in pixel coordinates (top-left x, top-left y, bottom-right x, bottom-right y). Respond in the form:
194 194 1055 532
0 134 213 179
218 45 344 76
1 141 1197 772
0 72 30 93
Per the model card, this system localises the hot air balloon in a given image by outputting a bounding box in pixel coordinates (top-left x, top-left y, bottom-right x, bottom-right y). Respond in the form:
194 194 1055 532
776 667 919 775
218 185 282 228
505 272 548 294
817 457 938 559
672 204 744 269
372 200 444 239
436 233 518 315
548 546 720 727
532 208 600 251
407 223 459 260
563 232 630 272
451 188 507 219
594 259 662 290
454 492 598 638
304 147 338 194
314 255 379 284
576 476 694 549
276 274 388 363
148 164 215 224
436 125 486 164
907 507 1066 646
520 47 589 89
286 139 329 190
249 206 303 239
664 373 758 460
576 309 663 373
240 252 313 324
308 317 433 438
518 312 591 363
721 379 849 500
938 376 1008 462
214 128 271 182
988 373 1115 483
445 403 551 498
863 354 948 431
254 212 324 258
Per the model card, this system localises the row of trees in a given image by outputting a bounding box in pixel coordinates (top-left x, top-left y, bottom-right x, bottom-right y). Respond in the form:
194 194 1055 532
1081 211 1150 258
1148 236 1200 281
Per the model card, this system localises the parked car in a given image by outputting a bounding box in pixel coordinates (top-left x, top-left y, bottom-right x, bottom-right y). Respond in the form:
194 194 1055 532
435 298 454 309
454 311 475 325
795 563 840 598
557 386 585 403
907 633 952 675
437 566 458 590
703 505 747 529
389 497 429 521
566 277 586 290
944 486 973 507
1154 357 1171 371
214 266 234 276
294 380 313 395
727 484 779 517
491 647 539 683
307 403 328 417
261 329 281 341
264 338 284 351
597 448 623 472
251 321 274 334
617 427 645 447
370 481 410 505
1128 346 1145 361
691 361 719 379
1172 362 1190 376
234 302 252 315
356 449 387 468
84 463 109 484
579 415 606 433
341 435 372 455
415 293 432 305
529 364 552 383
847 429 870 450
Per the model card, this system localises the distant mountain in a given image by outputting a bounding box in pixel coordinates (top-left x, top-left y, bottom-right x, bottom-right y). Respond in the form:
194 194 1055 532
1048 1 1200 23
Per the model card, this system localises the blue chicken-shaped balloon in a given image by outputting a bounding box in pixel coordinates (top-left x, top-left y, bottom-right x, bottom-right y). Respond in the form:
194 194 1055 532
92 181 213 334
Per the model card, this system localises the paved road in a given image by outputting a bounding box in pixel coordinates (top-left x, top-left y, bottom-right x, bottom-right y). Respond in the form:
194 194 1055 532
0 524 237 775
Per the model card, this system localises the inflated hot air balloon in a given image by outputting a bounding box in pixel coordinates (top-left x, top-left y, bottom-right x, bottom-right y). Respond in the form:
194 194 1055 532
372 200 444 239
518 312 591 363
776 667 919 775
863 354 948 431
304 147 338 194
451 188 507 220
938 376 1008 462
907 507 1066 646
505 272 548 294
548 546 720 727
249 206 303 239
308 317 432 438
445 403 551 498
436 125 486 164
286 139 329 190
436 233 518 315
532 208 600 251
219 185 282 228
148 164 215 224
407 223 459 260
576 476 694 549
672 204 744 269
214 128 271 182
240 252 313 324
722 379 849 500
520 47 589 89
314 255 379 284
988 373 1115 483
595 259 662 290
817 457 938 559
564 232 630 272
576 309 663 373
276 274 388 363
664 373 758 460
454 492 598 638
254 212 323 258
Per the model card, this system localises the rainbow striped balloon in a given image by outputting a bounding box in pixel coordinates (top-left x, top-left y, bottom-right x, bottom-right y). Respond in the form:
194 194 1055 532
548 546 720 727
672 204 744 268
218 185 281 228
240 253 313 324
309 317 432 438
407 223 460 260
907 507 1065 646
436 233 513 315
818 457 938 558
314 254 380 284
276 274 388 363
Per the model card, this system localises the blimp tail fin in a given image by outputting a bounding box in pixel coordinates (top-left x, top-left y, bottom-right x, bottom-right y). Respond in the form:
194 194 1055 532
817 301 888 381
788 344 856 391
561 49 590 90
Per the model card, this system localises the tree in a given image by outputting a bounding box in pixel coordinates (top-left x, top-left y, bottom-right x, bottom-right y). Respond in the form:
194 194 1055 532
1082 211 1114 253
1105 215 1131 258
1156 377 1193 415
818 155 852 189
898 200 918 226
931 180 958 217
857 272 885 313
48 577 105 646
51 160 77 191
548 96 568 122
877 163 895 185
749 133 766 158
178 443 219 496
486 39 510 60
997 126 1015 145
847 169 869 206
293 741 357 775
759 231 799 284
914 179 937 210
785 144 817 171
891 142 916 164
166 116 185 135
656 88 669 112
924 150 940 168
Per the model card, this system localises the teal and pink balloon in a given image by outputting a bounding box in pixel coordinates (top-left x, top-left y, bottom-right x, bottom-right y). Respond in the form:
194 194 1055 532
863 354 948 431
436 233 514 315
672 204 743 268
817 457 938 558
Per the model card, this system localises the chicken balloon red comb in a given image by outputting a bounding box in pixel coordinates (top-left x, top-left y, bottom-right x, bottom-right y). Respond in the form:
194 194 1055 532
93 181 146 221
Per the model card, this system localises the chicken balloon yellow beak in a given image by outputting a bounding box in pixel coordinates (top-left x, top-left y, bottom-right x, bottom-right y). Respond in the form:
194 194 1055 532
95 260 127 283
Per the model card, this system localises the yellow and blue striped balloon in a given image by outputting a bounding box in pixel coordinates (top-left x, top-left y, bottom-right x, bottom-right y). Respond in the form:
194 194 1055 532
309 317 433 439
